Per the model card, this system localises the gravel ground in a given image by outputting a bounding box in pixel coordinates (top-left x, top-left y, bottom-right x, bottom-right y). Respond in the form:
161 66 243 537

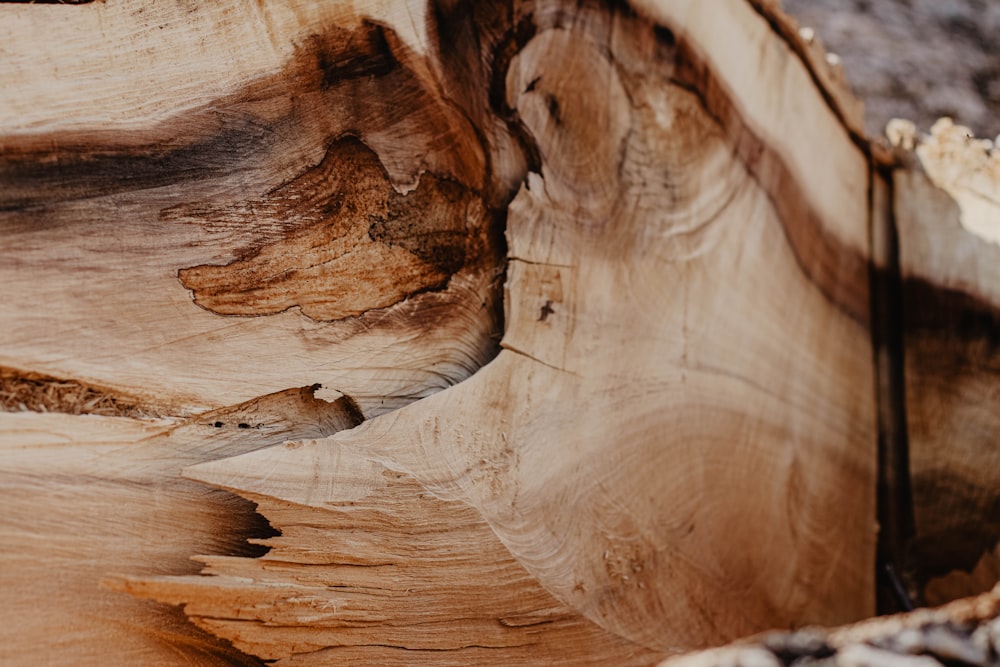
782 0 1000 140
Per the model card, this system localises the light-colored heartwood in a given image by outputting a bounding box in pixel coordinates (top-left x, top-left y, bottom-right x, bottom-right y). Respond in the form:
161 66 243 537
3 0 997 665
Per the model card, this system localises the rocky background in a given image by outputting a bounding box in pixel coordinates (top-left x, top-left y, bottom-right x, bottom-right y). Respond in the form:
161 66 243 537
783 0 1000 140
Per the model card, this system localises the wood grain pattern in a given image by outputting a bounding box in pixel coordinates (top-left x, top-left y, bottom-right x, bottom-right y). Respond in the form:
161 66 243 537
18 0 1000 664
0 388 360 665
0 2 502 417
110 0 881 661
115 448 667 665
892 120 1000 600
175 137 483 321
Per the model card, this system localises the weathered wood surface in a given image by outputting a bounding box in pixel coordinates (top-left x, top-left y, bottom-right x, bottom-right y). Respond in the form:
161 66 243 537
0 0 504 418
0 0 995 665
0 389 361 665
660 583 1000 667
887 119 1000 605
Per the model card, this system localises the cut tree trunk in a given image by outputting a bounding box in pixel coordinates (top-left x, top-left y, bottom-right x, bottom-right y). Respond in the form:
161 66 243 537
0 0 996 665
888 119 1000 606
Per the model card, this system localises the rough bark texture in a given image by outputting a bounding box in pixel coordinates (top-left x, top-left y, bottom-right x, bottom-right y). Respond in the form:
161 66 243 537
0 0 996 665
660 583 1000 667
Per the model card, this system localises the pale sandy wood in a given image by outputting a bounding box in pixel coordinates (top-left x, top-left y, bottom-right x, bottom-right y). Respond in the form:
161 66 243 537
0 0 922 663
743 0 866 139
98 0 886 661
114 445 667 665
0 389 360 666
889 119 1000 603
0 1 438 131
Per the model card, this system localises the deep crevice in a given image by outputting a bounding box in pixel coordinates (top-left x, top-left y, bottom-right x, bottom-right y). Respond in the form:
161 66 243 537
869 165 920 613
0 365 169 418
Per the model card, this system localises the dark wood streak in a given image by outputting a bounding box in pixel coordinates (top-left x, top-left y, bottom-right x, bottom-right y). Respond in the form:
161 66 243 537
163 18 503 322
0 116 279 212
667 32 871 326
911 466 1000 581
474 0 872 324
315 20 399 85
903 276 1000 346
901 275 1000 583
0 19 486 209
176 136 479 322
1 19 502 327
427 0 540 209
